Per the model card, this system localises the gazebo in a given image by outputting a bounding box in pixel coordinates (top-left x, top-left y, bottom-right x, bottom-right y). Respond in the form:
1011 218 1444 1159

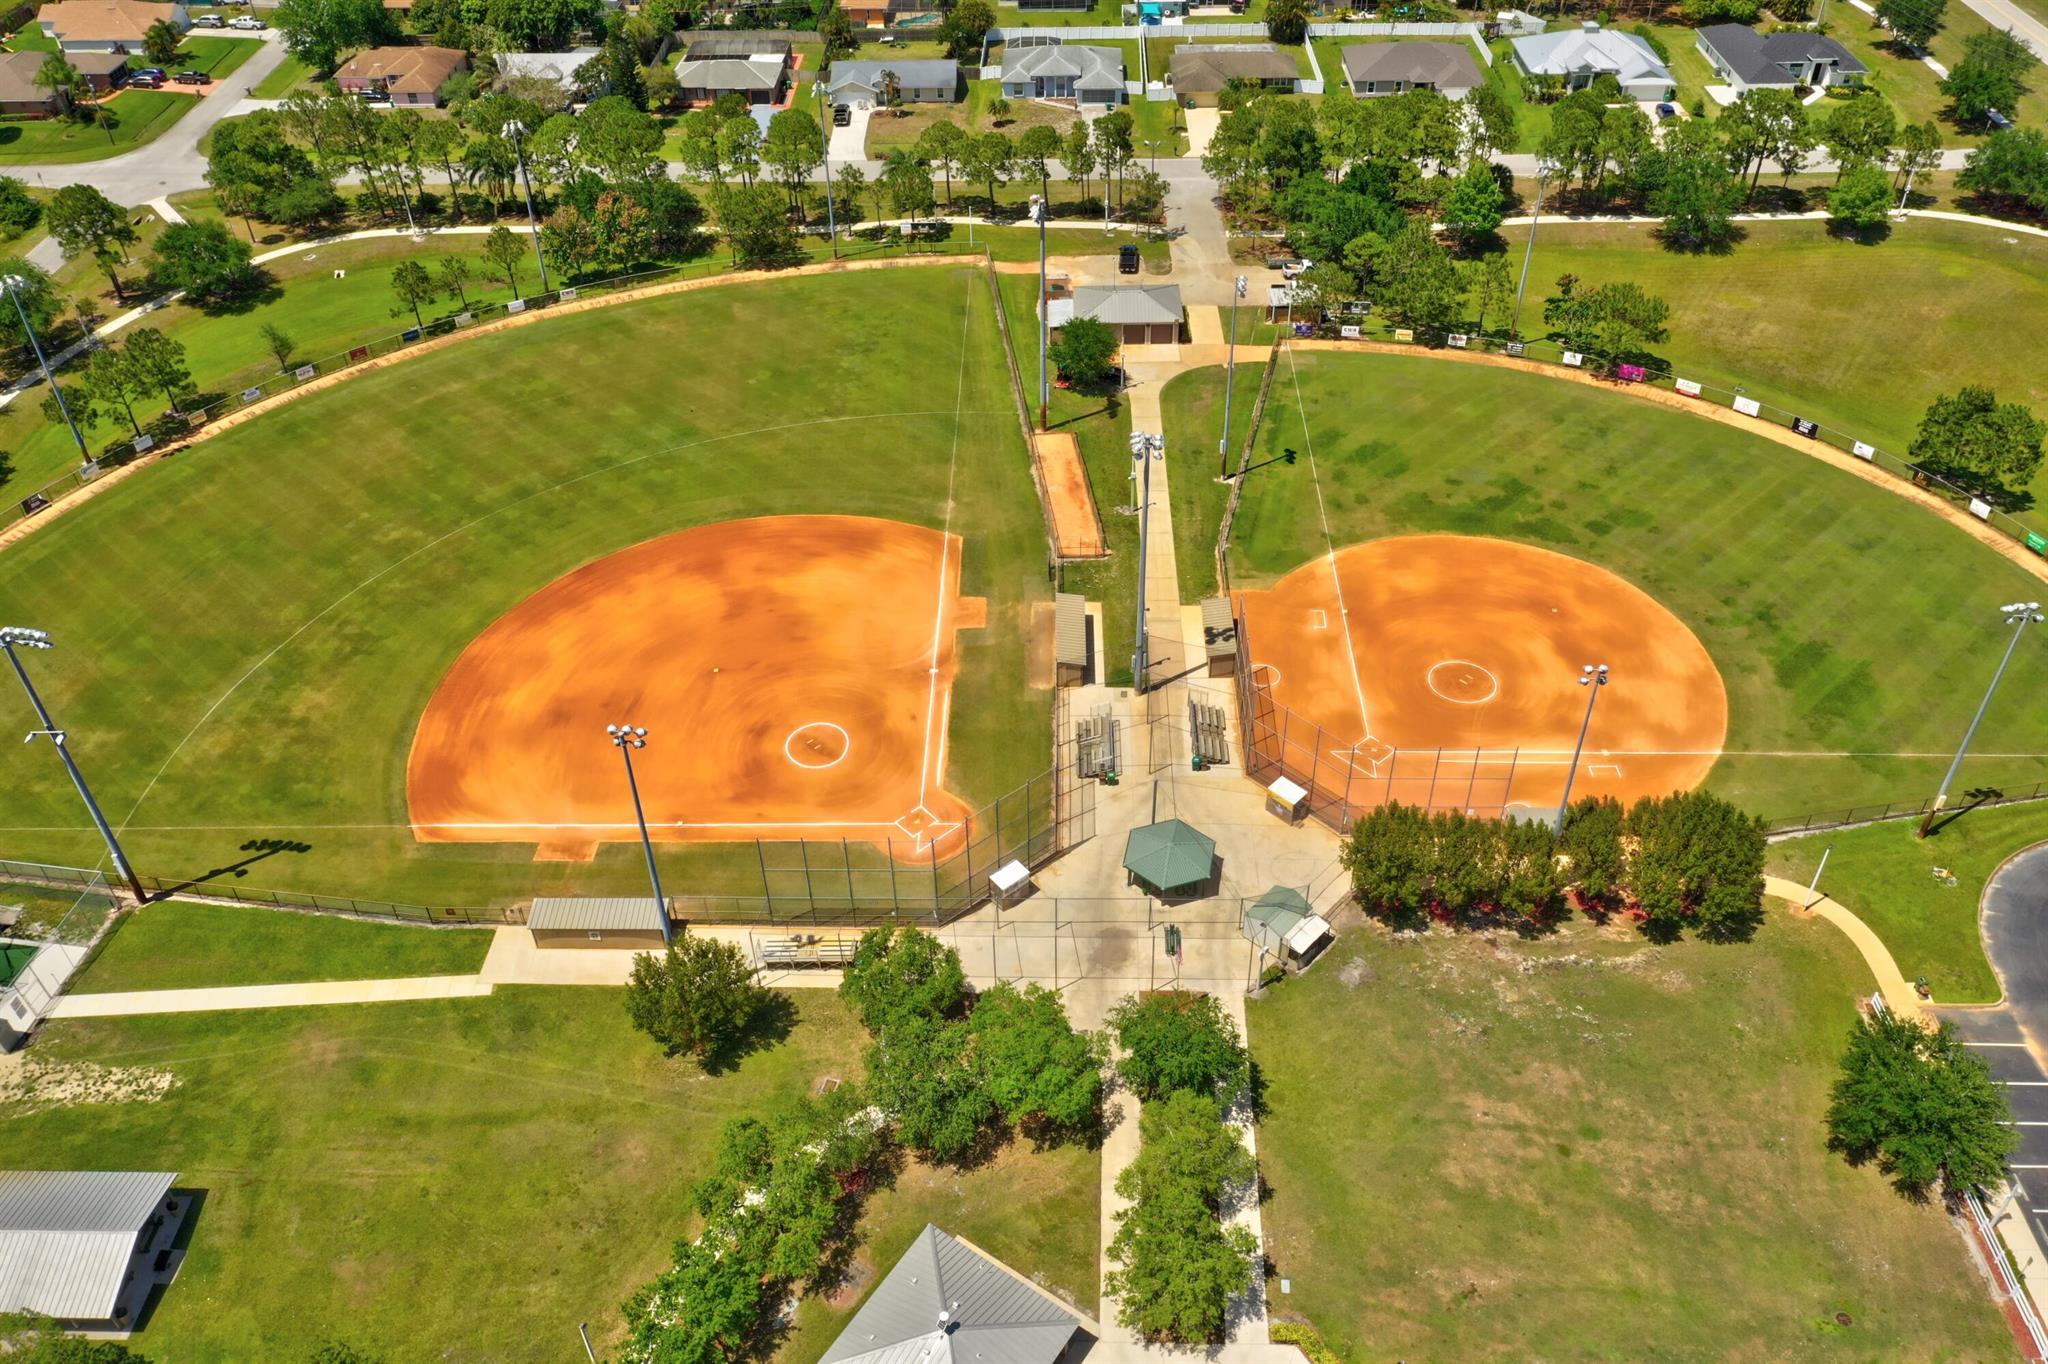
1122 819 1216 895
1243 885 1334 964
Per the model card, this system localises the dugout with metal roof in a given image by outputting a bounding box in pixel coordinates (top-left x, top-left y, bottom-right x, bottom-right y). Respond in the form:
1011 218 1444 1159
1054 592 1088 686
527 897 669 949
0 1170 182 1330
1200 597 1236 677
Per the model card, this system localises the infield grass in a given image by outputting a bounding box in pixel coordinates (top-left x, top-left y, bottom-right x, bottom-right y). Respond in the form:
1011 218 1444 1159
0 265 1051 904
1223 348 2048 817
1248 916 2018 1362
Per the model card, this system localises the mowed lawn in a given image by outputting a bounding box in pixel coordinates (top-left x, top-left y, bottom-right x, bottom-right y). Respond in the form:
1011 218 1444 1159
0 266 1051 904
74 900 493 993
1494 219 2048 521
1770 802 2048 1004
1248 919 2018 1362
1 988 871 1361
0 90 193 162
1226 350 2048 817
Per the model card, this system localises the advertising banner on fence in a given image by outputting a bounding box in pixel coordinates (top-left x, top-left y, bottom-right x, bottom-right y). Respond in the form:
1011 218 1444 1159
241 387 263 405
2028 531 2047 554
1562 351 1583 367
133 433 152 453
19 493 48 516
401 328 422 344
1675 378 1701 397
1616 363 1646 382
1395 328 1414 342
507 299 526 314
1505 341 1525 357
1447 333 1469 348
1970 497 1993 520
1852 440 1876 460
455 311 473 327
560 287 578 302
294 364 316 381
1733 395 1762 417
348 345 369 362
1791 417 1818 438
1340 325 1360 339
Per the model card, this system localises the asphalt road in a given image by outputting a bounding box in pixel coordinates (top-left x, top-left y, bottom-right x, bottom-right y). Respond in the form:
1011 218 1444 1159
1937 843 2048 1258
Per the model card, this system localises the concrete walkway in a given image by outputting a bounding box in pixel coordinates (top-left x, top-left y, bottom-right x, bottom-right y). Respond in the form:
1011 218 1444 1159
53 973 493 1017
1764 874 1919 1020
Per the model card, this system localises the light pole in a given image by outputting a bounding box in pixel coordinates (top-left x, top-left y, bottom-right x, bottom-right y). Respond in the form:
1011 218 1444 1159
1919 602 2042 837
1510 163 1553 339
1219 273 1246 479
1030 193 1050 430
812 82 839 259
607 723 673 943
1 627 149 904
1142 138 1161 175
503 120 551 297
1554 663 1608 835
4 275 88 465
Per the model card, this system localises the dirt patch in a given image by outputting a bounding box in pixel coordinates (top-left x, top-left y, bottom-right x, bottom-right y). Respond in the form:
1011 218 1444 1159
407 514 977 858
0 1048 177 1112
1032 432 1106 558
1027 600 1057 688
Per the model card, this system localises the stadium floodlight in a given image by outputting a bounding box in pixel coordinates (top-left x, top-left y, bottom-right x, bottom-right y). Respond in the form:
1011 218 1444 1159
608 723 672 942
1220 275 1248 479
3 275 89 465
1 626 149 903
1919 602 2043 837
1031 194 1049 430
502 121 552 297
812 82 839 259
1554 663 1609 835
1511 160 1559 340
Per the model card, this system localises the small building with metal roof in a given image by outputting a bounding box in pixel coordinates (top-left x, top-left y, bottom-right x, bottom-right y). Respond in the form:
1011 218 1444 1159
819 1223 1082 1364
527 896 669 949
1242 886 1333 966
0 1170 184 1332
1044 284 1183 346
1200 597 1237 677
1054 592 1089 687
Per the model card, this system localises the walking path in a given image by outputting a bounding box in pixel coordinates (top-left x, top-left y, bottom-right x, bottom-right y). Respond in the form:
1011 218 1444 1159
53 973 492 1017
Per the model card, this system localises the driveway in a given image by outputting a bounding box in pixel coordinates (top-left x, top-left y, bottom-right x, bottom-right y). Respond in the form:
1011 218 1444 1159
828 102 870 163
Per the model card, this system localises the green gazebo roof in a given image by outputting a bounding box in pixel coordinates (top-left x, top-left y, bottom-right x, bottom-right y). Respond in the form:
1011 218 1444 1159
1245 885 1311 928
1122 819 1216 891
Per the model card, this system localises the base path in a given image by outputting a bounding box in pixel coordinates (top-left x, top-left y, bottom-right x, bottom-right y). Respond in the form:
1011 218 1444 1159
407 514 980 858
1033 432 1106 557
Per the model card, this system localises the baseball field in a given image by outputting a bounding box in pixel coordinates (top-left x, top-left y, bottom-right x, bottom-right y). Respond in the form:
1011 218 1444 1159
0 264 1053 904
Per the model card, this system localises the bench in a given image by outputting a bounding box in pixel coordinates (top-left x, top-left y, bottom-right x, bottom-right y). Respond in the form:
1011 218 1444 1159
1076 706 1121 779
756 935 860 969
1189 701 1230 768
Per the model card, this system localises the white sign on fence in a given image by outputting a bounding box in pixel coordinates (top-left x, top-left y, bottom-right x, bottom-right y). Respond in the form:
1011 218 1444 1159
1675 378 1702 397
1394 328 1414 343
1447 333 1469 349
1970 497 1993 521
1733 395 1762 417
1561 351 1584 367
455 311 473 327
1852 440 1876 460
294 364 316 381
132 433 153 453
1339 324 1360 339
559 287 578 301
507 298 527 314
241 386 263 404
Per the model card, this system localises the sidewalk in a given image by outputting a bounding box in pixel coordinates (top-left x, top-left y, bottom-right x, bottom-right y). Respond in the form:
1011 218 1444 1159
54 974 493 1017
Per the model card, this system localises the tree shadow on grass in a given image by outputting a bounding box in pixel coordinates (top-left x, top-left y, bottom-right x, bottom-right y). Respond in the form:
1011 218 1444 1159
701 987 802 1076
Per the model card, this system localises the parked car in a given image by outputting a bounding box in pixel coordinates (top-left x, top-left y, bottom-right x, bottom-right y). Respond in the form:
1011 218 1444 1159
173 69 210 84
358 86 390 102
1988 107 2014 130
1656 101 1677 120
127 71 162 87
192 12 224 25
832 103 851 126
133 66 166 80
228 14 265 28
1118 244 1139 274
1280 258 1311 280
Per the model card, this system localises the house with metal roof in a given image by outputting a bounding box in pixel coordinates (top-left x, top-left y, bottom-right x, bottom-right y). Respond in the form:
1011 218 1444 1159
494 47 605 102
676 37 793 105
0 1171 185 1333
527 896 669 949
820 1224 1082 1364
824 58 961 104
1169 44 1299 98
1000 44 1126 106
1508 21 1673 101
1340 41 1483 99
1695 23 1866 94
1044 283 1183 345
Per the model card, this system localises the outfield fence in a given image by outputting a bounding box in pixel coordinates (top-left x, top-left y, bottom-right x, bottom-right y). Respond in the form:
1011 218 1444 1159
1761 782 2048 836
2 237 988 536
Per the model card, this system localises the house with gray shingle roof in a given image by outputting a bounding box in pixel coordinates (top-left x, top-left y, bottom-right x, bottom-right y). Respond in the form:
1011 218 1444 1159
1000 43 1125 106
1695 23 1866 94
1170 44 1299 98
0 1171 185 1333
820 1224 1083 1364
1339 41 1483 99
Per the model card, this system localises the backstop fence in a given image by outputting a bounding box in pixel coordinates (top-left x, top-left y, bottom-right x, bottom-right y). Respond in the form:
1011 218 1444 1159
0 866 120 1044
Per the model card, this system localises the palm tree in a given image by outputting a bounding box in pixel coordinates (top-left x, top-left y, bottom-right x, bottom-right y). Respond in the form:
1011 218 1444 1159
33 54 79 118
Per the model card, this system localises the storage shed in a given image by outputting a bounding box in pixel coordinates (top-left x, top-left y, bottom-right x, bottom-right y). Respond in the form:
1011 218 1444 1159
1242 886 1333 965
1200 597 1236 677
528 897 669 949
1054 592 1089 687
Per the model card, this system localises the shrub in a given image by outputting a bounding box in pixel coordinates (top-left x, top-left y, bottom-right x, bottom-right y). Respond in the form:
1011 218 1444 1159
1105 1091 1259 1342
622 936 773 1065
839 926 966 1031
1827 1011 2015 1196
1109 991 1251 1101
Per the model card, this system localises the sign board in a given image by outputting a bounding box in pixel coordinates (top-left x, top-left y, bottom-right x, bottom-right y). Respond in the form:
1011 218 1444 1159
1675 378 1702 397
1732 395 1762 417
1447 333 1469 349
2027 531 2047 554
559 287 578 302
1616 363 1646 382
295 364 317 381
19 492 48 516
1851 440 1876 460
401 327 422 344
1791 416 1818 438
133 433 153 453
1339 324 1361 339
454 312 473 327
348 345 370 362
1340 300 1369 316
1292 322 1313 338
1394 328 1414 343
241 386 264 405
1562 351 1584 368
77 460 99 479
1504 341 1525 357
507 298 527 314
1969 497 1993 521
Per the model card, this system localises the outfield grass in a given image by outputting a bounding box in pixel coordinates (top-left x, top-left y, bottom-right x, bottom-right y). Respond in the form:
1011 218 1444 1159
1490 218 2048 523
1769 803 2048 1004
1247 918 2018 1361
0 90 192 163
0 266 1051 903
0 988 869 1359
1161 356 1265 601
1225 349 2048 816
75 901 493 993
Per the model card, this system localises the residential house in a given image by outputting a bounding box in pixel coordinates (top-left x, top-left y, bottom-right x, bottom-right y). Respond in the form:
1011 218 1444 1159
820 1225 1082 1364
1013 0 1093 12
0 1171 187 1333
840 0 940 25
37 0 186 54
334 45 471 105
1169 44 1299 99
823 58 961 104
1339 41 1482 99
1495 8 1546 37
674 35 793 105
1046 283 1183 345
1695 23 1866 93
0 49 130 112
1000 43 1125 106
493 47 606 103
1508 21 1674 101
